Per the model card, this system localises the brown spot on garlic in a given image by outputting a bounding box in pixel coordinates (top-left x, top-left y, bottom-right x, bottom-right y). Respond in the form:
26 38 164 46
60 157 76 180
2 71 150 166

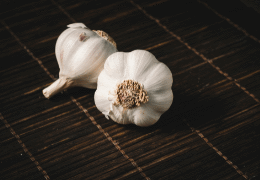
60 49 64 61
93 30 117 48
114 80 148 109
79 32 89 42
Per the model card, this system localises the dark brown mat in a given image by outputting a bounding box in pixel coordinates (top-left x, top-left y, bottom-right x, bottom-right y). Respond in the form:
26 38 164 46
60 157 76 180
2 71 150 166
1 0 260 179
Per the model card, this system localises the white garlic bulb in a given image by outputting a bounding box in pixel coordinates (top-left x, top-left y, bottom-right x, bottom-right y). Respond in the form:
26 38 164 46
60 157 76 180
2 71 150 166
94 50 173 127
43 23 117 98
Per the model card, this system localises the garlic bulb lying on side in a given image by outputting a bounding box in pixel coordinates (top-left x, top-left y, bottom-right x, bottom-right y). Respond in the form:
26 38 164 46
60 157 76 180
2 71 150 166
43 23 117 98
94 50 173 127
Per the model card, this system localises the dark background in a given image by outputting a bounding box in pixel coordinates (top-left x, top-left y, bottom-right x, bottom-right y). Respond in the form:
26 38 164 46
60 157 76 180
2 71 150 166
1 0 260 179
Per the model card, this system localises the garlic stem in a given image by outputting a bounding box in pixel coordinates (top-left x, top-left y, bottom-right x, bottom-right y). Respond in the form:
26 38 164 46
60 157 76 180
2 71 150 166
43 77 73 99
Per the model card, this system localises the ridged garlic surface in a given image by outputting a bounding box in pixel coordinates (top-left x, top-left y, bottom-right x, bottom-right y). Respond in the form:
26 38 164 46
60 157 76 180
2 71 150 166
43 23 117 98
94 50 173 127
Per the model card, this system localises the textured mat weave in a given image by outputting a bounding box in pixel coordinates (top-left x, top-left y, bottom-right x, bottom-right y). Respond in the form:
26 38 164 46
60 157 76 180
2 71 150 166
1 0 260 179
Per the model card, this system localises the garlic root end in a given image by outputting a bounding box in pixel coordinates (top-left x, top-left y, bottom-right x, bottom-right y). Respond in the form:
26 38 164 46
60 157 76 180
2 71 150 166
42 77 73 99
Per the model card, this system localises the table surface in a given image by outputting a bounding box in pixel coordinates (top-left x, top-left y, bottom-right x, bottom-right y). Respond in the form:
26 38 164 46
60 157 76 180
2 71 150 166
1 0 260 179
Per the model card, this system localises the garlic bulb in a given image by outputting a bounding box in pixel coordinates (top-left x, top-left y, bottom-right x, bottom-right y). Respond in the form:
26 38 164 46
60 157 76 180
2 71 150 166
43 23 117 98
94 50 173 127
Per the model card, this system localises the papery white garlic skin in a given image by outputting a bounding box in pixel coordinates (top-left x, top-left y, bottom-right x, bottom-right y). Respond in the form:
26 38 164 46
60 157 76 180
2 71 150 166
94 50 173 127
43 23 117 98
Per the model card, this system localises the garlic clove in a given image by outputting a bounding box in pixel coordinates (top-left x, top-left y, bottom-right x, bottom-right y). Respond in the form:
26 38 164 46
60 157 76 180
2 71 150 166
124 50 158 81
55 27 77 68
43 23 117 99
108 103 160 127
132 104 161 127
94 70 118 115
103 52 126 80
147 89 173 113
142 63 173 93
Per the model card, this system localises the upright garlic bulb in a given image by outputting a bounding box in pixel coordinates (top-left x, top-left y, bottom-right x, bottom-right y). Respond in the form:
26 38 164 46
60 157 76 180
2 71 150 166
94 50 173 127
43 23 117 98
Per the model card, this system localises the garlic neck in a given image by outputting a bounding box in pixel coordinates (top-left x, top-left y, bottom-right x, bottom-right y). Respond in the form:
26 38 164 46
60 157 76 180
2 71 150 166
113 80 149 109
42 77 74 99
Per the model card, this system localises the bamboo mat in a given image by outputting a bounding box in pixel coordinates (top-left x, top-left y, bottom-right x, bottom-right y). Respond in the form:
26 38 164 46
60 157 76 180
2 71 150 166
1 0 260 179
